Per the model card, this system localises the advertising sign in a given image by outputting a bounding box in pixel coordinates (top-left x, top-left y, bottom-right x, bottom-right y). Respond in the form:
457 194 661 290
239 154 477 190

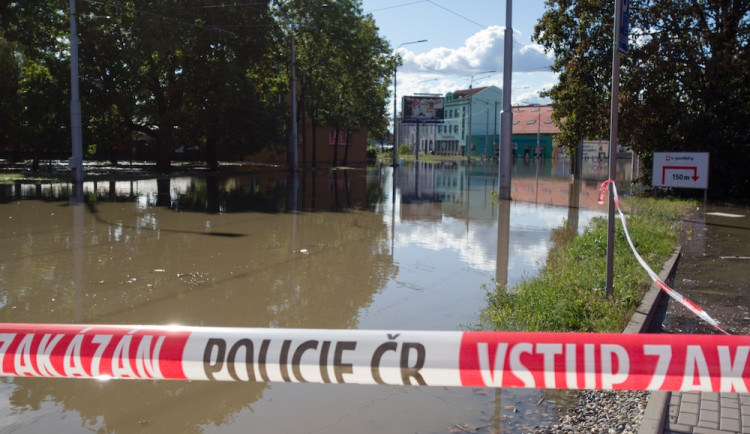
402 96 445 124
652 152 709 189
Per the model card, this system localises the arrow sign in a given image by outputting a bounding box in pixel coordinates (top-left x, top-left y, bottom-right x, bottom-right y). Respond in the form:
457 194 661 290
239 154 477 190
662 166 699 183
652 152 709 189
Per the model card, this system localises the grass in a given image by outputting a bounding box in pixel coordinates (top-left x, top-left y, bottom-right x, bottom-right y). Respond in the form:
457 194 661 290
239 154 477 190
480 196 694 333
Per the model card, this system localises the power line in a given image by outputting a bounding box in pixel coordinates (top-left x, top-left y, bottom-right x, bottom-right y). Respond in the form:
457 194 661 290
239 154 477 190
425 0 486 29
367 0 429 13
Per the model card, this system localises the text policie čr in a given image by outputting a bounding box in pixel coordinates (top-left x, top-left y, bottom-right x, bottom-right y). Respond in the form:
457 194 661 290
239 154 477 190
202 335 427 385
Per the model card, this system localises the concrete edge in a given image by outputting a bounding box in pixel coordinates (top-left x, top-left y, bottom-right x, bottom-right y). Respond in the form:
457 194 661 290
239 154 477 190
624 246 681 335
623 246 682 434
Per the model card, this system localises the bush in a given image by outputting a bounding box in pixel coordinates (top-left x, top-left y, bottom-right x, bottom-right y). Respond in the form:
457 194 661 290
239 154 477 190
480 196 692 333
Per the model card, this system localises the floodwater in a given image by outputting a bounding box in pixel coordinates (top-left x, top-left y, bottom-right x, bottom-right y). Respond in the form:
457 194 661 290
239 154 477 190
0 158 633 433
661 204 750 335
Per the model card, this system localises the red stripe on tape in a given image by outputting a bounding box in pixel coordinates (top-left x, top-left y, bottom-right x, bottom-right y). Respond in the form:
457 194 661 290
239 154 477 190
598 180 728 334
1 324 749 392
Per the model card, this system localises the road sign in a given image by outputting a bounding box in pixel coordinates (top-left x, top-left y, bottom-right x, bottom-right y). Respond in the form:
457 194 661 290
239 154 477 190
652 152 709 189
618 0 630 54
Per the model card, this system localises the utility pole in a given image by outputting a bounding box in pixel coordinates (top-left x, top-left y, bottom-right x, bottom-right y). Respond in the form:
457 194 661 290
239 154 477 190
498 0 513 199
290 33 298 172
605 0 627 299
467 70 495 164
69 0 83 201
392 40 427 166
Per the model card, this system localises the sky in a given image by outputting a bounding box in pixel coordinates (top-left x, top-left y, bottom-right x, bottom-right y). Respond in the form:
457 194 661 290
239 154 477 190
359 0 557 117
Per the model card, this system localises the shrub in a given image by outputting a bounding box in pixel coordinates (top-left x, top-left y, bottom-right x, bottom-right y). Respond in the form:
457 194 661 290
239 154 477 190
480 196 692 333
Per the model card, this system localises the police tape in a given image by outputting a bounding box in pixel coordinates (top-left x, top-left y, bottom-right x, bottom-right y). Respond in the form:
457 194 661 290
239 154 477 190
1 323 749 392
598 180 729 334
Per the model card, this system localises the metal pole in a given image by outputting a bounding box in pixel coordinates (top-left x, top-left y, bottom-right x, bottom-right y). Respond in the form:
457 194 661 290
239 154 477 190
393 66 398 166
290 33 298 172
485 109 489 159
493 101 498 159
467 71 495 164
467 84 473 163
536 107 541 158
605 0 624 299
392 40 427 167
69 0 83 200
415 121 420 161
498 0 513 200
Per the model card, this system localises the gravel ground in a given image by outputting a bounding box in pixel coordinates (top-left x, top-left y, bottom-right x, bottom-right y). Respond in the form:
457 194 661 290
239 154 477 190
533 390 649 433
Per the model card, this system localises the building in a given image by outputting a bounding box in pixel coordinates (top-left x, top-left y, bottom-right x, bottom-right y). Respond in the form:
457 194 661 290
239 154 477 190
509 104 561 159
437 86 503 158
396 92 566 161
399 123 437 156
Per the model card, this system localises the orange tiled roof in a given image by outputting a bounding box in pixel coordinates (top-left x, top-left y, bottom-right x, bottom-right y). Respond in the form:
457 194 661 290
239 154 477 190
512 105 560 135
452 86 489 100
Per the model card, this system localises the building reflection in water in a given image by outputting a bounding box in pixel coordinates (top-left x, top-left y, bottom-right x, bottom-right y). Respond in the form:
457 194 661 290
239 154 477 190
0 157 631 433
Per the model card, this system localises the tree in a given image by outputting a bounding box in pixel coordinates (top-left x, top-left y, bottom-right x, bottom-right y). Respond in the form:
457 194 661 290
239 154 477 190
0 36 21 159
534 0 750 198
274 0 395 167
77 1 280 172
0 1 71 168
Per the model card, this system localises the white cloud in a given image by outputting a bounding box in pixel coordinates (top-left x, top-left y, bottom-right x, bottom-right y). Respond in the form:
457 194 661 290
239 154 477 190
399 26 553 76
392 26 556 117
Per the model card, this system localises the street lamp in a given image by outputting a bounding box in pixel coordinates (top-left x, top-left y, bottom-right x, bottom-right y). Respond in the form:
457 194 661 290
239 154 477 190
392 39 427 166
498 0 514 200
467 70 495 163
68 0 83 201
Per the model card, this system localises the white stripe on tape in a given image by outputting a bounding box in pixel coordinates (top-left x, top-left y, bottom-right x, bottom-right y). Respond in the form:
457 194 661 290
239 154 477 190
598 180 729 334
1 324 749 392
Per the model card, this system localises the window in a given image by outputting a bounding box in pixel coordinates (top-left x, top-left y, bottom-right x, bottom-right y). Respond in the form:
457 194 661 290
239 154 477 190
527 120 536 125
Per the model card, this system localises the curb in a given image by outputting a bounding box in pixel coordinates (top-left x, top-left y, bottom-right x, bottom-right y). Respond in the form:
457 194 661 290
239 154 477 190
624 247 682 434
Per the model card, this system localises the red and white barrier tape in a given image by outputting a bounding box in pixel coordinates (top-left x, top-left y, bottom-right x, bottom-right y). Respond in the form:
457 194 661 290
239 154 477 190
598 180 729 334
1 324 748 391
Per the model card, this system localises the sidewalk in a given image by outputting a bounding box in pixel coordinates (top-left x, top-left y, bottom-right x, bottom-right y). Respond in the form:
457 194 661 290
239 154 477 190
666 392 750 433
653 205 750 433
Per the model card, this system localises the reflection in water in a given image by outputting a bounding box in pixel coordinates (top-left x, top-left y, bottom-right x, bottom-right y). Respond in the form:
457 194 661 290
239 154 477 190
0 160 615 433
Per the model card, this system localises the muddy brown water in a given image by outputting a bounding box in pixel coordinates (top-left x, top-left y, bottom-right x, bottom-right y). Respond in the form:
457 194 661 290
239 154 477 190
662 205 750 335
0 160 626 433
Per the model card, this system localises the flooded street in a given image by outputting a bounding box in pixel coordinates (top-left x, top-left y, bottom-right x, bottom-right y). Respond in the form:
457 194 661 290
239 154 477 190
662 204 750 336
0 159 629 433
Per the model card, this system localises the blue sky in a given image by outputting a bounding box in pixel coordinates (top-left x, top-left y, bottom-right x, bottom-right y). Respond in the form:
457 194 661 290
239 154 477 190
360 0 557 115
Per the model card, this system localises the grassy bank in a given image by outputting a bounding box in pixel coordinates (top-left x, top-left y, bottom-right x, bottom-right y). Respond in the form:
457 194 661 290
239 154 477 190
481 196 694 333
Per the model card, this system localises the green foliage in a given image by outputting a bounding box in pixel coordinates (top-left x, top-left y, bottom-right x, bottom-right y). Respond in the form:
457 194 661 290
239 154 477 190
534 0 750 199
1 1 395 171
366 145 378 161
0 36 20 155
399 144 412 156
276 0 395 166
481 197 691 333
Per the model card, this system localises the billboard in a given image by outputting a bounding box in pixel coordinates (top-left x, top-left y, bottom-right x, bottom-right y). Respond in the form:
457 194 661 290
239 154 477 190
402 96 445 124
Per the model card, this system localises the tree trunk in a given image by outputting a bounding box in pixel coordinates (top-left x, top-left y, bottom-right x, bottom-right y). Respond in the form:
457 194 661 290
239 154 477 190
331 128 340 167
342 128 351 165
311 118 318 167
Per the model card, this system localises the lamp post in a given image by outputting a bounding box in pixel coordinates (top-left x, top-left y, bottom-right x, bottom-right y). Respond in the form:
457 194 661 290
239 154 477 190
467 70 495 163
392 39 427 167
498 0 514 200
290 32 298 172
68 0 83 202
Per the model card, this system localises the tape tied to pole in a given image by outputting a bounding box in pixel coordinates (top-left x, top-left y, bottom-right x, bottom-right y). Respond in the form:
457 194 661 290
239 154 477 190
598 180 729 335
